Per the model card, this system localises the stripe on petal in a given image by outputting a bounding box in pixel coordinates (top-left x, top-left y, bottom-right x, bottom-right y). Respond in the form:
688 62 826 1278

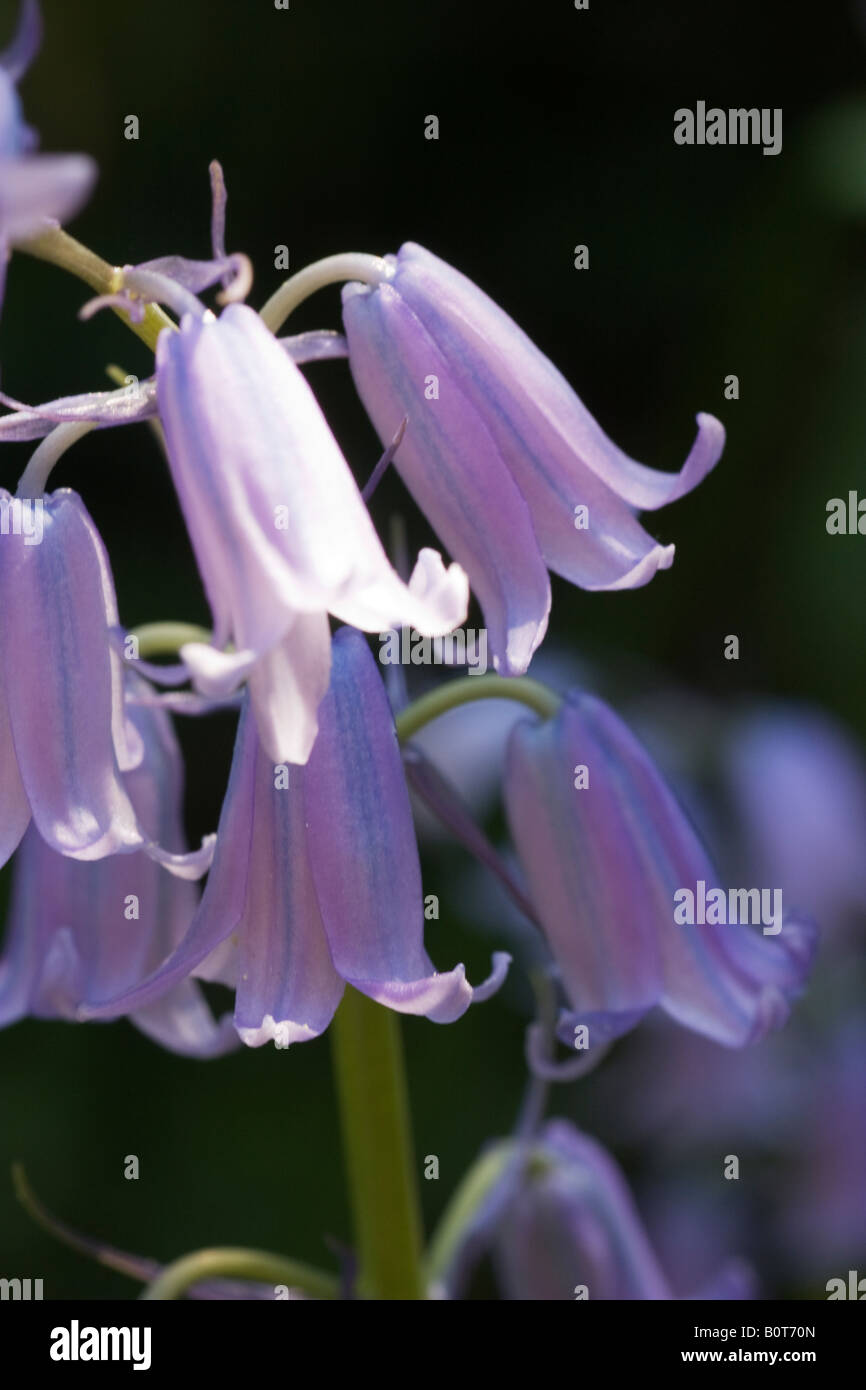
80 697 258 1020
506 694 814 1048
305 627 474 1019
0 676 29 869
342 281 550 673
0 489 143 859
391 242 724 518
232 733 343 1047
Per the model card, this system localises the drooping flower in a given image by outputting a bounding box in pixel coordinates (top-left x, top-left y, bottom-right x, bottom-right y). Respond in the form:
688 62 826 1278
435 1120 754 1300
0 672 236 1056
502 692 816 1050
0 0 96 312
0 486 212 875
81 627 509 1044
155 302 469 764
342 243 725 673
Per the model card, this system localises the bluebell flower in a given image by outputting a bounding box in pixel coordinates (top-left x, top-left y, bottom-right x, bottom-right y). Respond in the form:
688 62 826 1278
0 486 213 874
435 1121 754 1300
81 628 508 1044
342 243 725 674
503 692 816 1048
155 303 469 764
0 673 235 1056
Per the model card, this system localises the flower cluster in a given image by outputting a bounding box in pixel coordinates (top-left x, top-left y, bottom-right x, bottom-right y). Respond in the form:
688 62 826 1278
0 0 820 1302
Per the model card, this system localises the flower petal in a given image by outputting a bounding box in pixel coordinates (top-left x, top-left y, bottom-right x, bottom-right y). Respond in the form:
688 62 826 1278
495 1121 674 1300
280 330 349 364
178 643 256 698
305 627 487 1021
0 682 227 1050
0 489 144 859
385 249 680 591
505 693 814 1048
0 382 157 442
244 608 332 764
80 697 258 1021
390 243 725 515
131 981 238 1058
0 153 96 238
329 546 470 642
504 701 663 1034
230 738 345 1048
343 279 550 672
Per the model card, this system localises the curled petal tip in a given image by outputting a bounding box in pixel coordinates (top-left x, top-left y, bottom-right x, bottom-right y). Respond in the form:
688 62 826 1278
179 641 256 698
348 966 472 1023
236 1015 325 1049
406 548 470 632
582 542 675 592
145 833 216 881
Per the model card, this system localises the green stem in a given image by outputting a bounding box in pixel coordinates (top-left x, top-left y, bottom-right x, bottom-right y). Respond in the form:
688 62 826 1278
12 224 175 352
17 420 95 496
128 621 212 658
330 986 426 1299
140 1247 339 1301
123 630 561 737
423 1140 516 1290
13 1163 157 1285
259 252 390 334
395 674 560 742
13 1164 338 1302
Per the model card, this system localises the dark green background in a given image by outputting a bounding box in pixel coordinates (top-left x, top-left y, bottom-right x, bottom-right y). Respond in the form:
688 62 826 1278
1 0 864 1298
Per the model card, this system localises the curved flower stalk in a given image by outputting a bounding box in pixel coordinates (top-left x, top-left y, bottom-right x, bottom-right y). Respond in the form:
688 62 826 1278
0 673 235 1056
0 486 213 876
341 243 725 673
12 1166 334 1299
0 0 96 314
431 1120 755 1300
81 628 509 1044
503 692 817 1050
403 646 586 841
